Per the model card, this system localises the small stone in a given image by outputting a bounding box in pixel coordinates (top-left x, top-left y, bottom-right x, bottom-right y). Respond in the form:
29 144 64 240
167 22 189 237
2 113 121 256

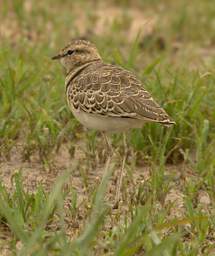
199 191 211 205
16 241 23 251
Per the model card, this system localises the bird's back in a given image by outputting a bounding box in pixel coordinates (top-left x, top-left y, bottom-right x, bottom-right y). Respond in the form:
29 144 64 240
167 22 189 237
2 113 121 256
66 61 174 126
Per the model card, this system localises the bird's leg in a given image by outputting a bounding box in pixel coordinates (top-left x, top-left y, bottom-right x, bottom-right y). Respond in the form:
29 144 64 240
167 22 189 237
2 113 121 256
114 132 128 208
101 132 114 156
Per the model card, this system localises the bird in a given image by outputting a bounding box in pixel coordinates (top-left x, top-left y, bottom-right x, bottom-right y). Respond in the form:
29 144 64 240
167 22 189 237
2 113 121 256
52 39 175 205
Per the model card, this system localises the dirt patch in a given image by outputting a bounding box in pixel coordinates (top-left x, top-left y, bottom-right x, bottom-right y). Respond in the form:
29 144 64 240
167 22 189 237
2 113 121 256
0 2 156 46
73 3 156 40
0 143 214 254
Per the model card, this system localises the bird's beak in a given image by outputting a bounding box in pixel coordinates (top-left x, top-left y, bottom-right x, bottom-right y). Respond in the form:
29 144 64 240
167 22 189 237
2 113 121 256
51 54 62 60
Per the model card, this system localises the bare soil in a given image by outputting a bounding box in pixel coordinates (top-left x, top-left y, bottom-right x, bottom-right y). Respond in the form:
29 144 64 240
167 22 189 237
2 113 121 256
0 143 213 255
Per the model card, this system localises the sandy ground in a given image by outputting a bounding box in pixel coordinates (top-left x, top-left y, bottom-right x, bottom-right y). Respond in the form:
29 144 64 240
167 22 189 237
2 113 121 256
0 143 213 253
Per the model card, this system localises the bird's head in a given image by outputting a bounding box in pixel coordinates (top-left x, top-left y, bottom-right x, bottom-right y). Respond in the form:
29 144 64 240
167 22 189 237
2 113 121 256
52 40 101 74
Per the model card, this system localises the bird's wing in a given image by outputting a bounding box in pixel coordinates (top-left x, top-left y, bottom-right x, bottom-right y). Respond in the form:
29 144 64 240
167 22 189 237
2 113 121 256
68 64 174 125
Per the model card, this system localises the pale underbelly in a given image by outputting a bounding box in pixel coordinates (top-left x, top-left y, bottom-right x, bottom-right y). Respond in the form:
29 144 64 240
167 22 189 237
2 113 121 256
71 108 144 132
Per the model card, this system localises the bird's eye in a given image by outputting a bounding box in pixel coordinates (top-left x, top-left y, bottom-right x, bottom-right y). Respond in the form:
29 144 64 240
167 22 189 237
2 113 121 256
67 50 74 55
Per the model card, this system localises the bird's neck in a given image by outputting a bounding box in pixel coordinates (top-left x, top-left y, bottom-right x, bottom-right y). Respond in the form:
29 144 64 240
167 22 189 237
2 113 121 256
65 59 101 89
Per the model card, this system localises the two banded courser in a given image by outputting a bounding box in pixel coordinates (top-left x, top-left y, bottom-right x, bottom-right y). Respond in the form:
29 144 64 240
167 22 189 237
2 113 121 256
52 39 175 205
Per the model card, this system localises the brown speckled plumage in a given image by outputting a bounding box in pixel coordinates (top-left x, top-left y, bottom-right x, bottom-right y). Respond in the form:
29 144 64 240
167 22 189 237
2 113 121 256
52 40 175 131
